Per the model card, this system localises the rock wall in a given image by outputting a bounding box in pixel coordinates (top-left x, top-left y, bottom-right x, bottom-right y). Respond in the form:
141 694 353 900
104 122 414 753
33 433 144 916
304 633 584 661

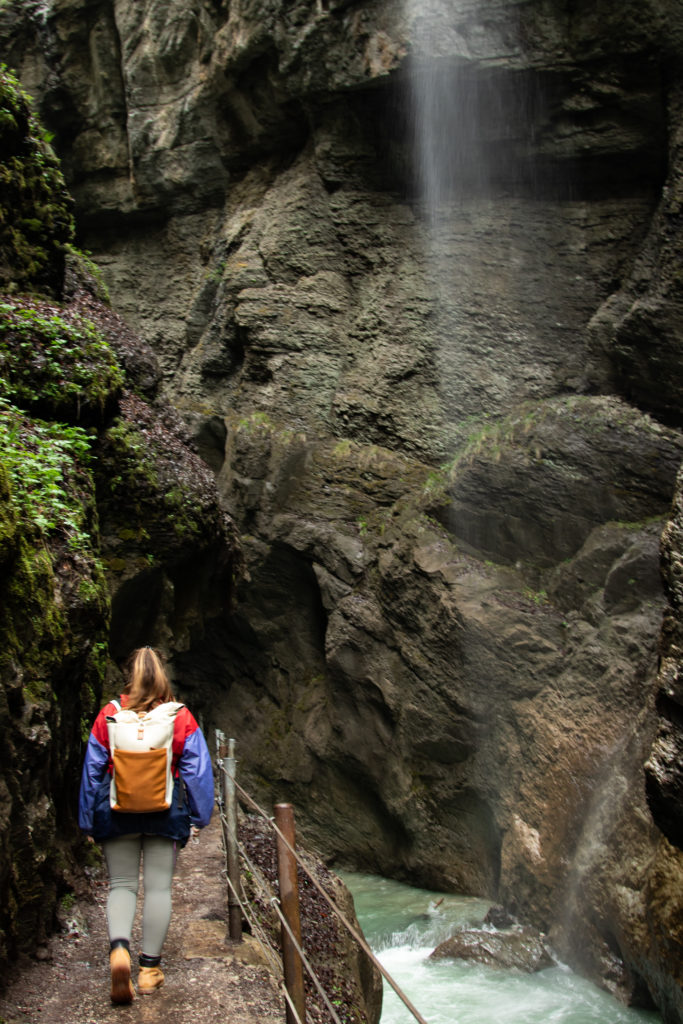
4 0 683 1018
0 67 240 976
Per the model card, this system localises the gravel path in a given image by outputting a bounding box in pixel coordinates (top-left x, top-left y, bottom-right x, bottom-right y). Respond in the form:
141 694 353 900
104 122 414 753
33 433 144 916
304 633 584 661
0 814 285 1024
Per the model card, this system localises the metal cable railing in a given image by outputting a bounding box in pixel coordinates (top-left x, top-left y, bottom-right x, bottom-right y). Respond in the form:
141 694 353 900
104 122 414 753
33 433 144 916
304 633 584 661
269 893 345 1024
214 736 431 1024
215 760 308 1024
223 867 308 1024
214 756 282 978
218 793 342 1023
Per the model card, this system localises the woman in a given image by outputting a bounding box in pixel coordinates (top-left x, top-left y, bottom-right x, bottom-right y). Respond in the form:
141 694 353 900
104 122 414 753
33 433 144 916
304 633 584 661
78 647 214 1004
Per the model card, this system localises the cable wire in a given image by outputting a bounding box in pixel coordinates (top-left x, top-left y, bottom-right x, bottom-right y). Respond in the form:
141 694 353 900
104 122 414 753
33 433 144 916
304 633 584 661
218 764 431 1024
268 896 344 1024
224 867 283 979
221 811 321 1023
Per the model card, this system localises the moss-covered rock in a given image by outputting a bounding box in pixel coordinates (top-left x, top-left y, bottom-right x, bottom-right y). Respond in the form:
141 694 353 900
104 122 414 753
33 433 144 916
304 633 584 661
0 457 17 565
431 396 683 568
0 52 241 984
98 392 236 560
0 397 109 969
0 66 74 295
94 391 241 664
0 294 123 425
0 62 117 975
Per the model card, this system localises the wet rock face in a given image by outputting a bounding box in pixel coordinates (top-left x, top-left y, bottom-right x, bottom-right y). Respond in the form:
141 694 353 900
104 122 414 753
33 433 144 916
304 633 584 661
4 0 683 1017
645 464 683 850
0 69 110 974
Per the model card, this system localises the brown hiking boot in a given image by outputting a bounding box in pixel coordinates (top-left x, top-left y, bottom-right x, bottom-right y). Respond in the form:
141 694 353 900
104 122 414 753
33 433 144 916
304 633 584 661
138 965 164 994
110 946 135 1004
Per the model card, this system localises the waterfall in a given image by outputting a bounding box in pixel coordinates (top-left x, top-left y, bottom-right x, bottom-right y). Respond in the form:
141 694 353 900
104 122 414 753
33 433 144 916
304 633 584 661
398 0 562 432
407 1 481 225
410 45 490 218
396 5 661 1013
554 735 641 971
404 0 538 220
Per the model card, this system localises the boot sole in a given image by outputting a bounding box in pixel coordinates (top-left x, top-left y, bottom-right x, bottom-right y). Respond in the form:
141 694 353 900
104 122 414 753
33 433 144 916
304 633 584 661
110 950 134 1004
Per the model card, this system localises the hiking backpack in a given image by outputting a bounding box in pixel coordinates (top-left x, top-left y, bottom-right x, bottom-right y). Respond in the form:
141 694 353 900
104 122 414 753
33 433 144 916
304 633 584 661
106 700 185 813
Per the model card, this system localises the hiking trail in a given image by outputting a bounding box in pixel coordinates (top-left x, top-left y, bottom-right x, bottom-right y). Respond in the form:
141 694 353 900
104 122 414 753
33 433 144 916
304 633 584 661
0 815 283 1024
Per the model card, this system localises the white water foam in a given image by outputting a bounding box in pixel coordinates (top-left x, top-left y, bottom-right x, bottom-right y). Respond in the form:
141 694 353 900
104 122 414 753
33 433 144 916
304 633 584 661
343 873 661 1024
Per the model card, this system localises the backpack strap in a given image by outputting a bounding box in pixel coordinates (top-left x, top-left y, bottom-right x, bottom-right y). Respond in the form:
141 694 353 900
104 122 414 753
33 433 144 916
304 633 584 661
110 699 121 712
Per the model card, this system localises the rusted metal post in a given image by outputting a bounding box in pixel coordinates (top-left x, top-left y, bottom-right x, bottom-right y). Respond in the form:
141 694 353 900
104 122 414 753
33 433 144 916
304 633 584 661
218 734 243 942
274 803 305 1024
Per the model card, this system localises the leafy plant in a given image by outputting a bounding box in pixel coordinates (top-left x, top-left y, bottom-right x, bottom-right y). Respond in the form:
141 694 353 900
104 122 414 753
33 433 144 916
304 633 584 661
523 586 548 607
0 389 96 548
0 296 123 420
59 892 75 913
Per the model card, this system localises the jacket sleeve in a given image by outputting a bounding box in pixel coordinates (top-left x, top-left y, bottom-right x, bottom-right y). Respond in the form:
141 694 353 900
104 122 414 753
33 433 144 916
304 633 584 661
78 730 110 833
78 702 117 833
175 710 214 828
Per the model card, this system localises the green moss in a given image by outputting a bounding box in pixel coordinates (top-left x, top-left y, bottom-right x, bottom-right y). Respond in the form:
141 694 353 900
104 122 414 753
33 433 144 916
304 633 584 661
100 414 212 547
0 457 17 562
117 527 141 541
102 555 128 573
444 396 630 483
0 71 115 973
0 413 109 725
0 296 123 422
0 537 67 692
237 410 273 433
59 892 75 913
233 410 300 446
0 382 110 698
333 438 354 457
64 245 111 305
0 66 74 294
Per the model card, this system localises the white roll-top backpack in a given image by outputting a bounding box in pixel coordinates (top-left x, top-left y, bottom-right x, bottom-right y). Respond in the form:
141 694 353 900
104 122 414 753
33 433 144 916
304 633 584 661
106 700 185 813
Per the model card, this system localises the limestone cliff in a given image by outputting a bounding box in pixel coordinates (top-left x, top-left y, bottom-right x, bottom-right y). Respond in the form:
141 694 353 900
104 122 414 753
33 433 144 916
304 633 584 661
3 0 683 1019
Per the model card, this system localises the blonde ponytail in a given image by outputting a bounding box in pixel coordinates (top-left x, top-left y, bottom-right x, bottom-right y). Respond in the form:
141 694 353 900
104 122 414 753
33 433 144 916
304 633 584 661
123 647 174 712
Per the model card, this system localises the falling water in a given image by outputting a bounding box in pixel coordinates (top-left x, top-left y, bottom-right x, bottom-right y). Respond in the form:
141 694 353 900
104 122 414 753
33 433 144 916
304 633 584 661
410 46 490 217
343 873 662 1024
556 737 640 969
404 0 542 221
398 0 577 430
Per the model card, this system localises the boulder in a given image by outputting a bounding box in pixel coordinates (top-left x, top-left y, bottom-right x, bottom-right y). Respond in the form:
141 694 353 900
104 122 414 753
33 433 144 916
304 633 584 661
430 926 555 973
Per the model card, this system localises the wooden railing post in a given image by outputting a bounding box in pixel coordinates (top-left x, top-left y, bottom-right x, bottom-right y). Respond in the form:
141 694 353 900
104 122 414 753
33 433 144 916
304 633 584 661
274 803 306 1024
217 732 242 942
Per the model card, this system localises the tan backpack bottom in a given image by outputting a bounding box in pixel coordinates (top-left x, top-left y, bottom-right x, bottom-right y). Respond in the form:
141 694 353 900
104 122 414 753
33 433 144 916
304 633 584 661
112 748 170 813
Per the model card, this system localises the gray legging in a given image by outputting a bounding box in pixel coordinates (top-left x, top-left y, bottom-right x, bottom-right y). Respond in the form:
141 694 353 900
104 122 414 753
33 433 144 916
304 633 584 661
102 834 177 957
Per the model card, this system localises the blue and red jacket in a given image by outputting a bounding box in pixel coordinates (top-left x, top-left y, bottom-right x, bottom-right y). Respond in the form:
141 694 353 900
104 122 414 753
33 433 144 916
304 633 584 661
78 696 214 843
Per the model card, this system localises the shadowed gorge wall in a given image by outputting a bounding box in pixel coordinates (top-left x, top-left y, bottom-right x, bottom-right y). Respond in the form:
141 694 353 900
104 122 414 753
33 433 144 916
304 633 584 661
3 0 683 1019
0 63 241 976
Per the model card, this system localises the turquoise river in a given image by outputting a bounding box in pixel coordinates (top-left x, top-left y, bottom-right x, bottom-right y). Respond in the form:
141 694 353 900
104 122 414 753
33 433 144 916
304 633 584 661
342 873 663 1024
